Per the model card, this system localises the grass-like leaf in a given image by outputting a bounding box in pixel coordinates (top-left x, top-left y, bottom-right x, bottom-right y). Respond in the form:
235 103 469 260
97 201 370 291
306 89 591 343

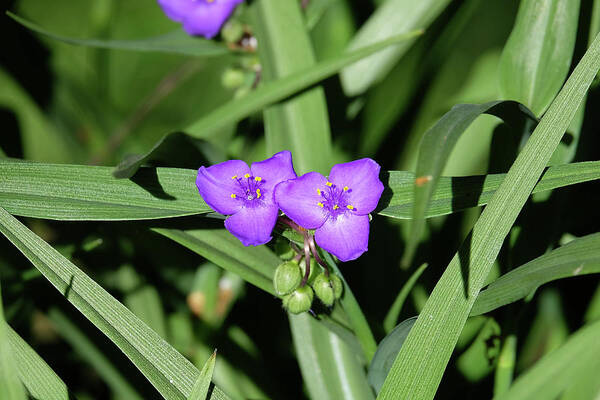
0 207 230 400
499 0 580 115
0 282 27 400
152 228 278 295
189 350 217 400
0 160 209 220
48 309 143 400
402 100 537 267
340 0 451 95
7 325 70 400
289 313 376 400
471 232 600 316
7 12 230 57
383 263 428 333
494 319 600 400
377 32 600 400
183 30 422 141
2 159 598 222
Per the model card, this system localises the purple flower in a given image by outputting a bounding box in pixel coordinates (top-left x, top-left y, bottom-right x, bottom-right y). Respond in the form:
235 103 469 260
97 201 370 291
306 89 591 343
196 151 296 246
157 0 243 39
275 159 384 262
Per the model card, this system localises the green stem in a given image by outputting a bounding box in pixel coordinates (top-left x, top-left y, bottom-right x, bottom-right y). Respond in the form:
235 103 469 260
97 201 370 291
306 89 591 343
322 251 377 362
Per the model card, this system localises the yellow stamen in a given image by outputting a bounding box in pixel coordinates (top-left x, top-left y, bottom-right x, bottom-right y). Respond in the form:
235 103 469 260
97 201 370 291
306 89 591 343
230 194 237 199
255 176 262 182
346 205 354 210
333 204 339 210
231 175 237 180
326 182 333 187
256 189 261 198
244 173 250 178
317 188 321 195
317 202 324 208
343 186 349 191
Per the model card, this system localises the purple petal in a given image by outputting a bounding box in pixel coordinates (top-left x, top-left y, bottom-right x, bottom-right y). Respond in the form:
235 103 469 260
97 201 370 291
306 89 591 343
224 204 278 246
196 159 250 215
315 214 370 262
157 0 195 22
181 0 243 38
251 150 297 195
328 158 384 215
274 172 329 229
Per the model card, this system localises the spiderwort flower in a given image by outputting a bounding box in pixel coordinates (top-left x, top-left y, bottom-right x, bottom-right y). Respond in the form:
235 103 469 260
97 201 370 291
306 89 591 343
157 0 244 39
275 159 384 262
196 151 296 246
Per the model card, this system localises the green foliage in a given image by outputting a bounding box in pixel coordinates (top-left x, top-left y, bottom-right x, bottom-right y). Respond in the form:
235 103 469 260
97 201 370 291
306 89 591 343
2 1 600 399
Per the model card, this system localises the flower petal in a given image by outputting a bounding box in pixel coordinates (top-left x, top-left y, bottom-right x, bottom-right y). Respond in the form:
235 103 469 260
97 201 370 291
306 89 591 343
224 204 278 246
181 0 242 38
157 0 195 22
196 160 250 215
328 158 384 215
274 172 329 229
251 150 297 195
315 214 370 262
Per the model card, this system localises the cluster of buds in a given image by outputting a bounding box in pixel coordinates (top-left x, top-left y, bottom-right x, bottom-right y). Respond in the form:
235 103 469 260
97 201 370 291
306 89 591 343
273 219 344 314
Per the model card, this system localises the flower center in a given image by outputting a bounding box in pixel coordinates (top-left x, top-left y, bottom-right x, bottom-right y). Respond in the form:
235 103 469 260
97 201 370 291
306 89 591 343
316 182 356 217
229 174 265 205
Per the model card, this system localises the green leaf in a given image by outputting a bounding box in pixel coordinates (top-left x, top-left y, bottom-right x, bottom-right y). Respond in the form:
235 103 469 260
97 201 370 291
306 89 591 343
376 30 600 400
383 263 428 333
7 325 70 400
183 30 423 142
189 350 217 400
340 0 451 96
2 159 598 222
0 282 27 400
0 207 230 400
495 319 600 400
322 251 378 362
493 335 517 397
368 317 416 395
0 160 209 220
48 309 143 400
289 313 376 400
456 318 501 382
113 133 225 179
0 67 75 163
151 227 278 295
471 232 600 316
499 0 581 115
401 100 537 267
252 0 332 174
7 11 230 57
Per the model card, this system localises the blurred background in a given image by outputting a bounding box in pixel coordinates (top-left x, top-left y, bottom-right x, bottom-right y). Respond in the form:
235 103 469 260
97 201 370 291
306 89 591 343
1 0 599 398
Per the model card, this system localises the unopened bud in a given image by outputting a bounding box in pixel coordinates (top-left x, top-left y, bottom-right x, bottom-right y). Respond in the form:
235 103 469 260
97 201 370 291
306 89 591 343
273 261 301 296
283 285 314 314
221 19 244 44
330 274 343 300
312 273 334 306
221 68 246 89
299 258 318 286
274 239 294 260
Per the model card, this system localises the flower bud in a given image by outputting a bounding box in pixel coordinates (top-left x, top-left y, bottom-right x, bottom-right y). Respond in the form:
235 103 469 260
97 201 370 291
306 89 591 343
312 273 335 306
283 285 314 314
330 274 343 300
273 239 294 260
312 273 344 306
273 261 301 296
221 68 246 89
299 258 318 286
221 19 244 44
